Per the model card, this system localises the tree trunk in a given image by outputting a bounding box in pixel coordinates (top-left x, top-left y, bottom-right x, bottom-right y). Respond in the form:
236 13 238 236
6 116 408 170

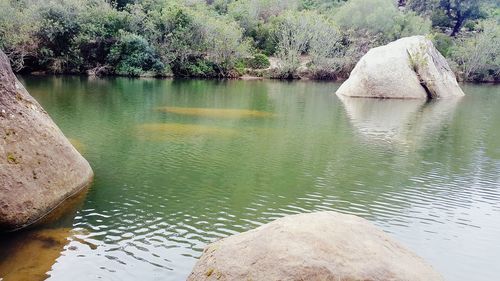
451 7 463 37
451 18 463 36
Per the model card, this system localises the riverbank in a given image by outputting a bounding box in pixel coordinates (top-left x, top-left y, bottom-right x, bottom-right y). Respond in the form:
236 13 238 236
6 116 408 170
15 70 498 84
15 53 497 83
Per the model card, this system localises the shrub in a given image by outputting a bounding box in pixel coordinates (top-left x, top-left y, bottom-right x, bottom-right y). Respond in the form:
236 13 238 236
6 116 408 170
35 0 85 73
432 33 453 57
449 20 500 82
334 0 430 44
173 57 219 78
108 32 164 76
201 12 250 72
392 11 431 39
0 1 40 71
247 54 270 69
331 0 431 77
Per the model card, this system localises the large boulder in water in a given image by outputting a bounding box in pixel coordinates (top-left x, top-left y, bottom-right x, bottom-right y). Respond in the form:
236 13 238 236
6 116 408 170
336 36 464 99
0 50 93 232
188 211 444 281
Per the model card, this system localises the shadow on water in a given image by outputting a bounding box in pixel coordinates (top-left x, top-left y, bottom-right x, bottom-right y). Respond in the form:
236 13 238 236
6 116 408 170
0 186 91 281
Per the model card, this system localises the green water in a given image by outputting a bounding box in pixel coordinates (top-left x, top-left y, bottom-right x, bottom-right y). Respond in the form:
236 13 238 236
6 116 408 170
2 76 500 281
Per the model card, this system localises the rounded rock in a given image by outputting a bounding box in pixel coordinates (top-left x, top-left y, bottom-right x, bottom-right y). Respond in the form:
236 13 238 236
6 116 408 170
0 50 93 232
189 211 444 281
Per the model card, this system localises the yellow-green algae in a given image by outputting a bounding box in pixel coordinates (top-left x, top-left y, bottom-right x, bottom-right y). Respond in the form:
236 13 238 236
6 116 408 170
156 107 274 119
136 123 238 140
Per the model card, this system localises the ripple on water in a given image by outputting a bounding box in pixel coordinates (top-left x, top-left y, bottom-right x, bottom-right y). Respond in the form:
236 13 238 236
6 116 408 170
4 78 500 281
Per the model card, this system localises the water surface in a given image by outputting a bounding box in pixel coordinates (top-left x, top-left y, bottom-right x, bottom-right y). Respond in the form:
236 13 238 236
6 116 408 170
1 77 499 281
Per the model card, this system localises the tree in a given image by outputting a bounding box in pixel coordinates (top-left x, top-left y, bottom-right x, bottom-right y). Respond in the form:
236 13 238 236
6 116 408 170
0 0 40 71
273 11 314 77
439 0 484 36
271 10 342 79
201 14 250 72
308 13 342 79
408 0 486 36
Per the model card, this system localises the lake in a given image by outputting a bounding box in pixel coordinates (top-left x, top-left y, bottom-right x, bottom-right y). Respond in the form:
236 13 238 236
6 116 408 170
1 76 499 281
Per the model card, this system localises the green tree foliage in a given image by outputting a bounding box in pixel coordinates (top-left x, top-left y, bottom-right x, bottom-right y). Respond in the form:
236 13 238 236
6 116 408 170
450 20 500 81
247 54 271 69
332 0 430 75
108 32 164 76
334 0 430 42
272 10 316 78
431 32 453 56
226 0 299 55
408 0 488 36
124 1 248 77
0 0 496 81
439 0 485 36
0 0 39 71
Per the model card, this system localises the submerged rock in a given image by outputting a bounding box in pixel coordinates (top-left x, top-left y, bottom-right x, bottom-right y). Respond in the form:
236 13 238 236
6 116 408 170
0 228 73 281
336 36 464 99
135 123 238 141
0 50 93 232
156 107 274 119
189 212 444 281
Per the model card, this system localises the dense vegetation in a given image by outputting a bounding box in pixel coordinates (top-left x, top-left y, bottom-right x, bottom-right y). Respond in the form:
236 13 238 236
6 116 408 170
0 0 498 81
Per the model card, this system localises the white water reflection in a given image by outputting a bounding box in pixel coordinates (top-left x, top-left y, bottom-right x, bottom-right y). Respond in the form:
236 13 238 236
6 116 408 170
339 96 462 147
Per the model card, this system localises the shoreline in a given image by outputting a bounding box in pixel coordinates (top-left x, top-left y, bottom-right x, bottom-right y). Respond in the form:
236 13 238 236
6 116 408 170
15 72 499 84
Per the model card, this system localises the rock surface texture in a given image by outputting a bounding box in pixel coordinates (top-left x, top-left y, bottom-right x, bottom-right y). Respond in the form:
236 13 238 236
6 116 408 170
336 36 464 99
0 50 93 232
189 211 444 281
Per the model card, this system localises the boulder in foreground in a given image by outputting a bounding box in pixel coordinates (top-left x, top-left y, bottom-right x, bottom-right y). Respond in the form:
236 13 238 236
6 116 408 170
0 50 93 232
189 211 444 281
336 36 464 99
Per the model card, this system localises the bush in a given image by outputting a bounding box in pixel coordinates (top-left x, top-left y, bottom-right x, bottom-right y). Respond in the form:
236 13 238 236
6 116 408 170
247 54 270 69
331 0 431 77
0 1 40 71
248 23 276 55
149 4 249 77
449 20 500 82
172 56 223 78
392 11 431 39
432 33 453 57
334 0 430 43
108 32 164 76
35 0 85 73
